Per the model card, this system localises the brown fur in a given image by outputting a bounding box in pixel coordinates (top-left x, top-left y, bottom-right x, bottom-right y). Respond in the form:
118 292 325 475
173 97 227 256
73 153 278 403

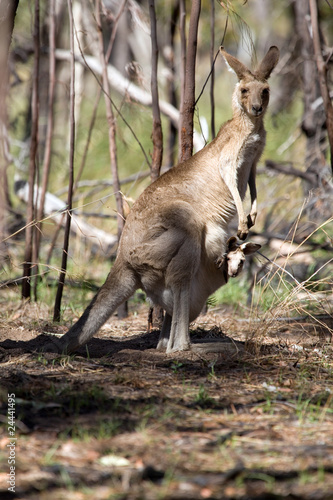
49 47 278 354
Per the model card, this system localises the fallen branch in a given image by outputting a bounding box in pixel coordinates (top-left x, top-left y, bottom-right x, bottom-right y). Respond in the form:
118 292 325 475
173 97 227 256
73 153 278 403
15 179 117 255
55 48 205 152
56 170 150 197
265 160 317 184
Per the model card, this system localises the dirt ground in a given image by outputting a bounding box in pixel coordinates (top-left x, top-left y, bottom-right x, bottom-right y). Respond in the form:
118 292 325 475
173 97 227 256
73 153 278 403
0 301 333 500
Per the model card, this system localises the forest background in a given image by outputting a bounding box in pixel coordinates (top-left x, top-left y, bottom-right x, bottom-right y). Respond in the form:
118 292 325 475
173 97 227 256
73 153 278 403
0 2 333 499
0 0 332 318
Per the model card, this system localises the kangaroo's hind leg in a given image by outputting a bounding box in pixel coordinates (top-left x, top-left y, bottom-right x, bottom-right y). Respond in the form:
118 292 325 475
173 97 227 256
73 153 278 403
157 313 172 351
166 284 191 353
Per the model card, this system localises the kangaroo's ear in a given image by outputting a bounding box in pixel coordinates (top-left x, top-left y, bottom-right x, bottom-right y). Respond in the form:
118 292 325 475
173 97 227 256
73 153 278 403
226 236 239 251
239 242 261 255
255 46 279 81
220 47 251 81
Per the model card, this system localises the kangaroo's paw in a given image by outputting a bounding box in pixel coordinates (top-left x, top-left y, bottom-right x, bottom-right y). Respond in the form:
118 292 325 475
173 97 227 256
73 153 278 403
247 213 256 229
237 227 249 241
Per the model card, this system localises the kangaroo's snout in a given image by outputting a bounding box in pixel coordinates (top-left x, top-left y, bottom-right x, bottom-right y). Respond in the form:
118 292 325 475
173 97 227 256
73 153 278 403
251 104 263 116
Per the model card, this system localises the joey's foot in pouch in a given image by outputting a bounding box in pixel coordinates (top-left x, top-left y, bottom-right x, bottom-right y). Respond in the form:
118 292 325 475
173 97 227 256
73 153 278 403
215 256 225 269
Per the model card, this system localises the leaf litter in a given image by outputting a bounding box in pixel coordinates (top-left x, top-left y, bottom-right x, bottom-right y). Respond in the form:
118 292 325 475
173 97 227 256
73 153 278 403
0 301 333 499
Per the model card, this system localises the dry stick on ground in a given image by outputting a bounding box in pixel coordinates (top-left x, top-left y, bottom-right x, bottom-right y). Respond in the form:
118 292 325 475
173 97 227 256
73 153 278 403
309 0 333 175
53 0 75 322
22 0 40 300
32 0 56 299
179 0 201 162
149 0 163 183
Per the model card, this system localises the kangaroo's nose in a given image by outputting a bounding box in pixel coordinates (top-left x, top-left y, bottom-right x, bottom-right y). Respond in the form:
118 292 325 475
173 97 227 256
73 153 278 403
252 105 263 115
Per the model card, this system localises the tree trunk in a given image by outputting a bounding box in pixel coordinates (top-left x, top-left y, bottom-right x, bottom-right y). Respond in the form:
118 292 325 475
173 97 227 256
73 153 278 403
95 0 127 318
149 0 163 182
179 0 201 162
53 0 75 322
292 0 332 220
210 0 215 140
309 0 333 175
0 0 19 264
33 0 56 300
22 0 40 300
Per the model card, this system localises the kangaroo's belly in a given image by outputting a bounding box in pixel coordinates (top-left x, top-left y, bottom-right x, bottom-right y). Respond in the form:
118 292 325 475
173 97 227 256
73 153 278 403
145 263 227 323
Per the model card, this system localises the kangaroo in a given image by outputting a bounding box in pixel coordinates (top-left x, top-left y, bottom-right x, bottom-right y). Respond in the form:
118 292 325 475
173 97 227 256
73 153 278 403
48 46 278 355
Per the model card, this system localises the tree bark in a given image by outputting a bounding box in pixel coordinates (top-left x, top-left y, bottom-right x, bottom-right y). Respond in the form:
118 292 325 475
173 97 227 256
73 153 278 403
165 1 178 169
22 0 39 300
210 0 215 140
95 0 127 318
149 0 163 183
309 0 333 175
293 0 332 220
179 0 201 162
0 0 19 263
33 0 56 299
53 0 75 322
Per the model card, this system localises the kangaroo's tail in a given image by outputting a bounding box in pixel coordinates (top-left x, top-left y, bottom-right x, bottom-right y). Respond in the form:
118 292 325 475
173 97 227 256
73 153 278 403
46 260 138 354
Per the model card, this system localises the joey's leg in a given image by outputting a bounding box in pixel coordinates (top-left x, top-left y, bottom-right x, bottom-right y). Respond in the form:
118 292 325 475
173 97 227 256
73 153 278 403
157 313 172 351
166 285 191 353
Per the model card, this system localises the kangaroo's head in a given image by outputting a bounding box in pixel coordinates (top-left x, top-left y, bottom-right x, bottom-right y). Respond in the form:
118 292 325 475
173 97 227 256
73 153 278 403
226 237 261 278
220 46 279 120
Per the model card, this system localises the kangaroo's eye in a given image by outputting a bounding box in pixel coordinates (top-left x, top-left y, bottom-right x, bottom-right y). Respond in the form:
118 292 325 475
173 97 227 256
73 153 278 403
262 88 269 96
241 88 248 95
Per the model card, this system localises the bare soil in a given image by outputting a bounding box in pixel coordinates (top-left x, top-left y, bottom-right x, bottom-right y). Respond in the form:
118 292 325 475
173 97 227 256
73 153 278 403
0 300 333 500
